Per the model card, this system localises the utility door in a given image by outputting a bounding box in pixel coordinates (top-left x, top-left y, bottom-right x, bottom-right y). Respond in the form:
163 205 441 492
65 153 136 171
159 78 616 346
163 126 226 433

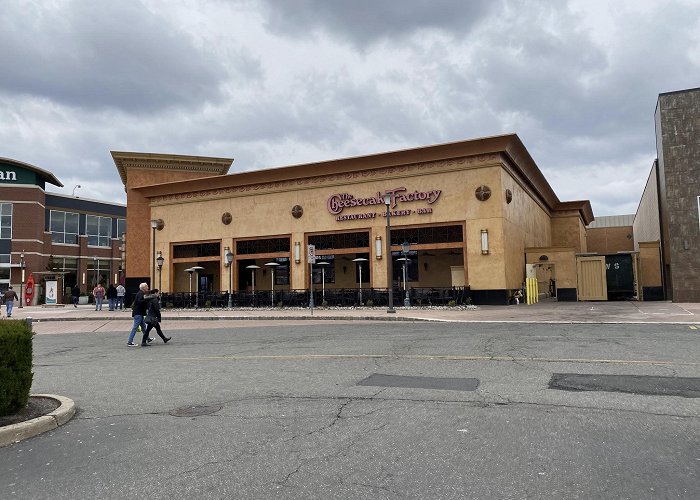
576 256 607 301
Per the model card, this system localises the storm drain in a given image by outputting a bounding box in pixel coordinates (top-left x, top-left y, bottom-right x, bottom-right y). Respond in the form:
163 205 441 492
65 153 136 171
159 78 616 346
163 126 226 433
169 404 223 417
549 373 700 399
357 373 479 392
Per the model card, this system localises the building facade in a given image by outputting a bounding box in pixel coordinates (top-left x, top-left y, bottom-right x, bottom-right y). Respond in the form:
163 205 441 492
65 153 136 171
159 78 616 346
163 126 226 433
116 134 593 305
0 157 126 303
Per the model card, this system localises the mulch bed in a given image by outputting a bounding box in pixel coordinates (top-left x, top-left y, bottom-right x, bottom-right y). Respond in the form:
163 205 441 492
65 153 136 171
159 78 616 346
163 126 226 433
0 396 61 427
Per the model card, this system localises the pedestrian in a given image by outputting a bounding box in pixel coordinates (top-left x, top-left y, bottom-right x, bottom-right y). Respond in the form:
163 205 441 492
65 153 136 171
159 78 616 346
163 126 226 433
127 283 150 346
106 283 117 311
514 289 523 305
92 282 105 311
143 289 171 344
71 284 80 308
116 283 126 310
3 287 19 317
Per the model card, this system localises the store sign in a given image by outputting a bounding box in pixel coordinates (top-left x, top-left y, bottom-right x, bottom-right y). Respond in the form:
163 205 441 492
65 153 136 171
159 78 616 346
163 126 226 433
327 186 441 221
0 170 18 182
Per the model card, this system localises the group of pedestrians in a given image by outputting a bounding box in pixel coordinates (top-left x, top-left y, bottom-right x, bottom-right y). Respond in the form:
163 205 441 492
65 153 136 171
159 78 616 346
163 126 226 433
70 283 126 310
127 282 171 347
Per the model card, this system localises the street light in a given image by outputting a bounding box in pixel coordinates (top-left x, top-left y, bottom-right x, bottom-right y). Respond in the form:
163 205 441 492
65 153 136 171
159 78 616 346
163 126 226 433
401 241 411 307
189 266 205 307
383 193 395 313
93 257 100 286
225 248 234 308
150 219 158 288
156 251 164 291
184 267 194 307
18 250 25 309
352 257 368 306
264 262 280 307
316 261 330 303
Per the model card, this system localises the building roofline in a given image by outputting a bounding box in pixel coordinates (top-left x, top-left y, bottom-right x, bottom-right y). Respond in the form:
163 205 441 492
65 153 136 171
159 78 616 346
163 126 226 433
111 151 233 186
0 157 63 187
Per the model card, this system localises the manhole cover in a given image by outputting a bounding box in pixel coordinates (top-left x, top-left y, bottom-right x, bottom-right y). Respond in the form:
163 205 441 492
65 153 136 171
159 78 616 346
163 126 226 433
169 404 223 417
549 373 700 398
357 373 479 392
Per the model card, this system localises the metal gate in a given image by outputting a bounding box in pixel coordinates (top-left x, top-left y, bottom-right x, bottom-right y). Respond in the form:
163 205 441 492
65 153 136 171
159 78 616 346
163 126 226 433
576 256 607 301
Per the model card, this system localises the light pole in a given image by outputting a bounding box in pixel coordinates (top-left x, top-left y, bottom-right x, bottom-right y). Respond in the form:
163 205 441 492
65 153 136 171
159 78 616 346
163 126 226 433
225 248 234 308
93 257 100 286
150 219 158 288
401 241 411 307
352 257 368 306
246 264 260 307
383 193 395 313
265 262 280 307
18 250 25 308
316 261 330 303
190 266 205 307
156 251 164 291
185 267 194 307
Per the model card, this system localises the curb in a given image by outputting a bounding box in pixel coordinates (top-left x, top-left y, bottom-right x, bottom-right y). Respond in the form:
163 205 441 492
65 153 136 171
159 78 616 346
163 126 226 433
0 394 75 448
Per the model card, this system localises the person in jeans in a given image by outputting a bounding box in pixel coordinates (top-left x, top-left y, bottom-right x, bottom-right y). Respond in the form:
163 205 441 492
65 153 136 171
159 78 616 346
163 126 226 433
116 283 126 310
106 283 117 311
93 283 105 311
143 289 171 344
127 283 150 346
71 285 80 308
3 287 19 317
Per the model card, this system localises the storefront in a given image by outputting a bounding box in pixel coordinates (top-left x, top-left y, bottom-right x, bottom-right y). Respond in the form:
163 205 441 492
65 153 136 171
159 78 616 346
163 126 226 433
115 134 593 305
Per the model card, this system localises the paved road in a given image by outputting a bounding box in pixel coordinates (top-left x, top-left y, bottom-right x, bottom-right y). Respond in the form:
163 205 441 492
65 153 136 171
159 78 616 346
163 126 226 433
2 322 699 499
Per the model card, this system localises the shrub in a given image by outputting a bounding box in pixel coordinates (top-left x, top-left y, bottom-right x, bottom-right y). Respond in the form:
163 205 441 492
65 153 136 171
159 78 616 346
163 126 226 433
447 300 457 307
321 300 329 307
276 301 284 308
204 300 212 309
365 299 374 307
166 302 174 309
0 320 34 416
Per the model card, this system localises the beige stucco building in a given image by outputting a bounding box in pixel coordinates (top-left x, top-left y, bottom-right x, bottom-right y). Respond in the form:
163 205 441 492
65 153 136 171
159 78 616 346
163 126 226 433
114 134 593 305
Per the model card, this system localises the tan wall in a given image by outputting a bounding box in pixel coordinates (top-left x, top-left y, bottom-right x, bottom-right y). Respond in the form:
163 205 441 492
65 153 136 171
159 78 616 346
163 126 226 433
633 164 661 251
551 214 587 252
586 226 634 254
638 241 662 287
525 247 577 290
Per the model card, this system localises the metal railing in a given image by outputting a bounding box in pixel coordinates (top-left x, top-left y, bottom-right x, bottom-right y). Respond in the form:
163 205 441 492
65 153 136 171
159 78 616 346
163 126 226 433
158 286 470 309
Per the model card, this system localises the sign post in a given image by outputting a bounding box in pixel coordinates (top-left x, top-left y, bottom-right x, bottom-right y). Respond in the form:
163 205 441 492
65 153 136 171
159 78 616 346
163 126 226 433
308 245 316 313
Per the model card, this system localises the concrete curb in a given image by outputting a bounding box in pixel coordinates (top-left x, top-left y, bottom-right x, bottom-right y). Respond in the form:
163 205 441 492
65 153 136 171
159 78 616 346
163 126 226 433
0 394 76 448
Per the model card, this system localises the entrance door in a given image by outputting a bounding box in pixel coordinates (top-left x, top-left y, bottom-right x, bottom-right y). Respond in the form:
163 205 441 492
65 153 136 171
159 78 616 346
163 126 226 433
576 256 607 301
199 274 213 294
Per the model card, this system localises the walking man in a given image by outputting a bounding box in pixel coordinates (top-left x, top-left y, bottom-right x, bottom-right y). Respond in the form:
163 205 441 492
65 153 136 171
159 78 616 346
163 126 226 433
71 284 80 308
3 286 19 317
107 283 117 311
116 283 126 310
127 283 150 346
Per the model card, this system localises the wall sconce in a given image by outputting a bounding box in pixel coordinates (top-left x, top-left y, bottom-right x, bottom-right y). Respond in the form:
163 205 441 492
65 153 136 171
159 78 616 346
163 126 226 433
82 272 86 285
294 241 301 263
223 246 231 267
481 229 489 255
375 235 382 259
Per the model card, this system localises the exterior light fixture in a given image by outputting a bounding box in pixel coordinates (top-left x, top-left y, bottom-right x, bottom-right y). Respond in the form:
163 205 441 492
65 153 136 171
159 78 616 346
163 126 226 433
156 251 164 291
294 241 301 263
225 248 234 308
383 193 395 313
375 236 382 259
481 229 489 255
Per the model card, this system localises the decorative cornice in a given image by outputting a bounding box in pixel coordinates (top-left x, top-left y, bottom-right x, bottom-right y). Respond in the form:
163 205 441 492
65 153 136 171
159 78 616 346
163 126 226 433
111 151 233 186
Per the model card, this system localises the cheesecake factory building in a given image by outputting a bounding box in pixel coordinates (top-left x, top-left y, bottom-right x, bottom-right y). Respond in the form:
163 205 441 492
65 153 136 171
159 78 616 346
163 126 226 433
115 134 594 306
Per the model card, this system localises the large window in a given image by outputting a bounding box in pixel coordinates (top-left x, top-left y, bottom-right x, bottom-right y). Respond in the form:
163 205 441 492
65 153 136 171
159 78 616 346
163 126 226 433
0 253 9 290
0 203 12 239
116 219 127 240
50 210 80 244
86 215 112 247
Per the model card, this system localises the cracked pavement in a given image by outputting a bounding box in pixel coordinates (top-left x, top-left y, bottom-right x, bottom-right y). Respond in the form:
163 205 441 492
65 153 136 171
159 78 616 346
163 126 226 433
1 322 699 499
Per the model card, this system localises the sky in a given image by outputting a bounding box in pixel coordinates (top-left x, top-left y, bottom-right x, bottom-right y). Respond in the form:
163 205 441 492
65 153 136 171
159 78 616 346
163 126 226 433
1 0 699 216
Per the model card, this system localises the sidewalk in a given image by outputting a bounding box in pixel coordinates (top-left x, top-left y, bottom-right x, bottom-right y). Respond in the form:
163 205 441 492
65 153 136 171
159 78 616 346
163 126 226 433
5 300 700 326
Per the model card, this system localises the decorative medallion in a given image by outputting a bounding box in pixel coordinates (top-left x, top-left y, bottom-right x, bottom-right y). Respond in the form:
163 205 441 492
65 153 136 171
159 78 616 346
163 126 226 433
221 212 232 225
292 205 304 219
505 189 513 204
475 185 492 202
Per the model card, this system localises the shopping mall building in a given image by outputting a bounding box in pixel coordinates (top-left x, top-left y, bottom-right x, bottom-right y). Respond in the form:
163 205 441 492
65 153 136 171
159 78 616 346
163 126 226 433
114 134 596 306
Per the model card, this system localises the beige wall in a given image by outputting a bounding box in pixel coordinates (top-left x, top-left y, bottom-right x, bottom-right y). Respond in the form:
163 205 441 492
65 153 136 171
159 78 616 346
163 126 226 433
551 213 587 253
525 247 577 290
633 163 661 251
586 226 635 254
638 241 662 287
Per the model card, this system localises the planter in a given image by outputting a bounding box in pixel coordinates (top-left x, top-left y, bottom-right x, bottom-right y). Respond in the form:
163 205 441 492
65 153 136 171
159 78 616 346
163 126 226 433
78 296 89 305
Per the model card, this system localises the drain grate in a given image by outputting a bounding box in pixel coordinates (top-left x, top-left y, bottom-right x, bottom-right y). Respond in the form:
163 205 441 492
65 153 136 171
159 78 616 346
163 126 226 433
357 373 479 392
549 373 700 398
169 404 223 417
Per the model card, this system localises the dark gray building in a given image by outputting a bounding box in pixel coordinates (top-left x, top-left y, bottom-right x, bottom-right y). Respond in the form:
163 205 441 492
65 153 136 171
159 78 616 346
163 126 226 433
654 88 700 302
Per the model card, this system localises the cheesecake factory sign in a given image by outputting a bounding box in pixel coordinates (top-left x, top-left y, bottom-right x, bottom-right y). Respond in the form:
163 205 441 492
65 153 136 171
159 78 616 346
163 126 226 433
327 187 442 221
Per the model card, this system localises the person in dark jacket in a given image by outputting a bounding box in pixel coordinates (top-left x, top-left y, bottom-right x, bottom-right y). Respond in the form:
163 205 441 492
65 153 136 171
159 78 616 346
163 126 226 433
127 283 150 346
106 284 118 311
143 289 171 344
71 285 80 308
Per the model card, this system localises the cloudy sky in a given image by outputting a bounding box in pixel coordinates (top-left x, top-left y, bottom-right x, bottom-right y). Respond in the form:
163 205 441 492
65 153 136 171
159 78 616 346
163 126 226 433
2 0 699 216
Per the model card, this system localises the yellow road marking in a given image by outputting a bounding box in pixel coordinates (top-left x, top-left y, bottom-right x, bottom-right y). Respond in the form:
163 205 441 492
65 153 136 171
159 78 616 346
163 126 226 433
690 326 698 330
171 353 697 366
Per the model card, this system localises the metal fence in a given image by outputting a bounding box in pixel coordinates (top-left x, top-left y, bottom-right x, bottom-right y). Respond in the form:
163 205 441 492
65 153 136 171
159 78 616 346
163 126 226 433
159 286 471 309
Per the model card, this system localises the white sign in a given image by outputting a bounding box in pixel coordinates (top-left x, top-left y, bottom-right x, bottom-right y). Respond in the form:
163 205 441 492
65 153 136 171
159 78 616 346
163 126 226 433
308 244 316 264
45 280 58 305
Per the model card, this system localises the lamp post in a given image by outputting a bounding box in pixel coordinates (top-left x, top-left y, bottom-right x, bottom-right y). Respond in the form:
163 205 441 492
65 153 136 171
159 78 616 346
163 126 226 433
264 262 280 307
316 261 330 302
150 219 158 288
401 241 411 307
225 248 234 308
156 251 164 291
352 257 368 306
185 268 194 307
383 193 395 313
93 257 100 286
18 250 25 308
189 266 205 307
